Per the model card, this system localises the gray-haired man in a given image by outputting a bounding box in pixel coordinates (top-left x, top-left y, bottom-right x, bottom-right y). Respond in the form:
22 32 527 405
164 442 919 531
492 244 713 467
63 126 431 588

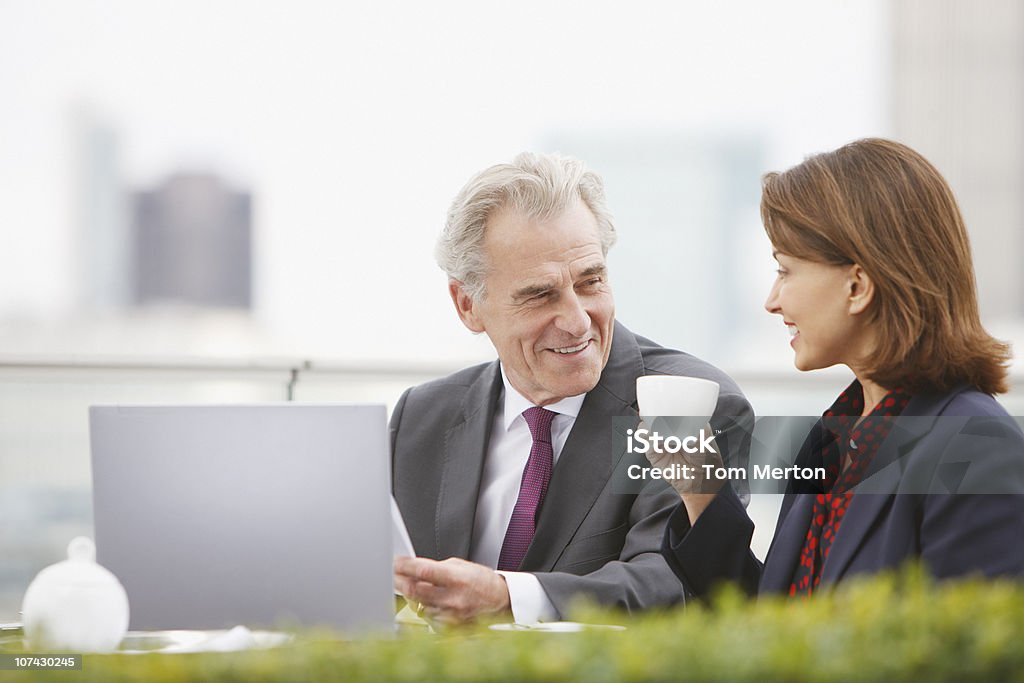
391 153 752 625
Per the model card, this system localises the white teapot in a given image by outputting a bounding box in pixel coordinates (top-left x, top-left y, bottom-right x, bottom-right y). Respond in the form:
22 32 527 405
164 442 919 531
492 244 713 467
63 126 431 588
21 537 129 652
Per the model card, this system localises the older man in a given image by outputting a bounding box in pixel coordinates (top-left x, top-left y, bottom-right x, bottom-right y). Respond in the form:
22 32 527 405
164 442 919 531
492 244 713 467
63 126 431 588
392 152 753 625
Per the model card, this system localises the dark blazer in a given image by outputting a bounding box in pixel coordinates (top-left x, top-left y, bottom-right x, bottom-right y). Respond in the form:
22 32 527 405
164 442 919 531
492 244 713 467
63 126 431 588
390 321 754 616
662 386 1024 598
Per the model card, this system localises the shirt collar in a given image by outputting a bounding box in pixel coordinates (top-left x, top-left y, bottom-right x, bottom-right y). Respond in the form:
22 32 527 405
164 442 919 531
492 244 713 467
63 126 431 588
823 379 911 421
499 363 586 432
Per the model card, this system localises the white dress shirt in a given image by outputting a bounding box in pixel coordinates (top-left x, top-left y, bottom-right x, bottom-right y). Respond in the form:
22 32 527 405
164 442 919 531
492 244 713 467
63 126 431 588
469 364 585 624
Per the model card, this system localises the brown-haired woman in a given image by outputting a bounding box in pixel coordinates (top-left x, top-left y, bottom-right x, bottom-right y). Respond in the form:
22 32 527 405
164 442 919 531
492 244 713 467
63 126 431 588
654 138 1024 597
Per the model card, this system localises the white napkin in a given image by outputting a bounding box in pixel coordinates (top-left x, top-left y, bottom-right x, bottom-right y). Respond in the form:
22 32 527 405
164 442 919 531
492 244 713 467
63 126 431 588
159 626 260 653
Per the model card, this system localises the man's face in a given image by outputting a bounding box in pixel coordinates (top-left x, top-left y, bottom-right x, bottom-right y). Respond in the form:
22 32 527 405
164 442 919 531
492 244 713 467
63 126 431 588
451 202 615 407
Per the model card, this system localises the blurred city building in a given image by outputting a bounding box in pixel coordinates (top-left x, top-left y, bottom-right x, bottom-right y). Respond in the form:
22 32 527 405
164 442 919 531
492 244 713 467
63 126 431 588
891 0 1024 321
72 107 254 314
543 132 765 363
73 105 131 312
133 173 253 309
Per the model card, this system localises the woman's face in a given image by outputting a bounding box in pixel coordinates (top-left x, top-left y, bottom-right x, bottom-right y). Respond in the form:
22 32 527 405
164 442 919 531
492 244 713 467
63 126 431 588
764 251 868 372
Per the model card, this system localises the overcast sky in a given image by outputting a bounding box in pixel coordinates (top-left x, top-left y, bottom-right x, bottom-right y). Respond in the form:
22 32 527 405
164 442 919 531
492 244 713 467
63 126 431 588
0 0 887 362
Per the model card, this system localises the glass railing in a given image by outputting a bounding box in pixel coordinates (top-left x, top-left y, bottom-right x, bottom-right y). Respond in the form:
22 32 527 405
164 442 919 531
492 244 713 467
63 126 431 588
3 356 1022 621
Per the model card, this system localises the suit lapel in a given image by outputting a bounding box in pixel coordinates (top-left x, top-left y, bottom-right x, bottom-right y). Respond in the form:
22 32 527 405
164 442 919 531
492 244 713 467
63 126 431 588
435 363 502 560
522 322 643 571
758 423 829 593
762 443 912 594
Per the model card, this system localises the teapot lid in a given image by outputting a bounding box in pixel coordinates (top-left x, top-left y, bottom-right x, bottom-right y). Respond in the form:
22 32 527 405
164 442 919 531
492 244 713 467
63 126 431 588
31 537 122 589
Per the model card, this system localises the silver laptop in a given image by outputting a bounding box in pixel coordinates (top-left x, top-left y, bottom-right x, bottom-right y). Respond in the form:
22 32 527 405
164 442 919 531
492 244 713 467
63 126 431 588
89 404 394 633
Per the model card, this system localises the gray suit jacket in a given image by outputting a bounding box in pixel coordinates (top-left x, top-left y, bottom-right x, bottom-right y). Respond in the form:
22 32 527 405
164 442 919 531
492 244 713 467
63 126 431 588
390 321 754 615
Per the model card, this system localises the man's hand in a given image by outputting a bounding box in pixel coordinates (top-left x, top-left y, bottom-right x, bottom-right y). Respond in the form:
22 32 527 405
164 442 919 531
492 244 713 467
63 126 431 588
393 556 512 626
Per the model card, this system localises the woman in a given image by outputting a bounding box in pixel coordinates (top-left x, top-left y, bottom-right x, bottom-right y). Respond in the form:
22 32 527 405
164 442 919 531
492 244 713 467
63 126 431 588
654 138 1024 598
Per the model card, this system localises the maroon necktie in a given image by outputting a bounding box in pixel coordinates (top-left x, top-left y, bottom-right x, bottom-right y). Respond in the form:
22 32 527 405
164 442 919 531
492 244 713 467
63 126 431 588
497 407 556 571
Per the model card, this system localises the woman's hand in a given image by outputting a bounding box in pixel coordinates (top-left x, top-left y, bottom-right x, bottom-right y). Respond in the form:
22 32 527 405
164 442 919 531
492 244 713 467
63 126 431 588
641 419 725 524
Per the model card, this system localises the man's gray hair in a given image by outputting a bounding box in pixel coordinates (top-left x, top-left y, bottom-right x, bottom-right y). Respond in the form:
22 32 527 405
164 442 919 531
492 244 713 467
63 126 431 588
435 152 617 300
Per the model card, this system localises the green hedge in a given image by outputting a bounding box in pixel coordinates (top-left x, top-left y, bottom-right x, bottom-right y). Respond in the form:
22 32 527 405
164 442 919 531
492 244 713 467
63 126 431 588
4 568 1024 682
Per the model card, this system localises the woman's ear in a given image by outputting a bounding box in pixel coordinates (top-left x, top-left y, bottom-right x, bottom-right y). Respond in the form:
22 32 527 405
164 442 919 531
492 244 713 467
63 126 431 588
847 264 875 316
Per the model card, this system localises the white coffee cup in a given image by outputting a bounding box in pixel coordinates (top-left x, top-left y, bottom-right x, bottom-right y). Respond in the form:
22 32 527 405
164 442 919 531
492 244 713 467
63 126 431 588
636 376 720 440
636 376 720 418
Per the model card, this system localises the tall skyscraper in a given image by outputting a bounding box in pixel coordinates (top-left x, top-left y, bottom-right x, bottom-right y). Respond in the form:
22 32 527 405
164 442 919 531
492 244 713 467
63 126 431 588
73 105 130 311
891 0 1024 320
132 173 252 309
542 132 764 361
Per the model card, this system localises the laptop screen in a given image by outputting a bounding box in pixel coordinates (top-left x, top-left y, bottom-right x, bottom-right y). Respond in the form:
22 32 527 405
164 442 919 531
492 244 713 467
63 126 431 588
89 404 394 634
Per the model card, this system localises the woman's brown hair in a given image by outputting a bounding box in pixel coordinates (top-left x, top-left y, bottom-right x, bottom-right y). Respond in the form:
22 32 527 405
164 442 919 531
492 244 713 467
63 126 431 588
761 137 1011 395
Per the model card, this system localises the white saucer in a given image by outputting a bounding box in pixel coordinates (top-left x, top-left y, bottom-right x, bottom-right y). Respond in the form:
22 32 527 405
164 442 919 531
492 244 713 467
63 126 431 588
489 621 625 633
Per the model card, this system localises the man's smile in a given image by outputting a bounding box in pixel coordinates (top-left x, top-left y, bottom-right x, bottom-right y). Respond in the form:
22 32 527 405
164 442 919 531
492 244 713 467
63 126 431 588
547 339 592 355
